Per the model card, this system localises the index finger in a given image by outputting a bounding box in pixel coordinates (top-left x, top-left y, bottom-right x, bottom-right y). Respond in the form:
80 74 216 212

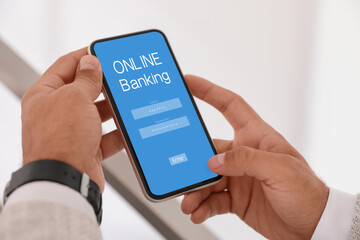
185 74 260 129
28 48 88 96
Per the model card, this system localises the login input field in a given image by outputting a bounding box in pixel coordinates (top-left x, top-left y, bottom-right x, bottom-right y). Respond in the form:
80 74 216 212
131 98 182 120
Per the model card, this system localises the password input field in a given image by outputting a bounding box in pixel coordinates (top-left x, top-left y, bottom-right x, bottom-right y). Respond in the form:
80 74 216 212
139 116 190 139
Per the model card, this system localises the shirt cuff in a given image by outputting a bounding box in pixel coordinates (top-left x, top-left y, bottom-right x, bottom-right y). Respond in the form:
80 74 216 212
3 181 97 222
312 188 357 240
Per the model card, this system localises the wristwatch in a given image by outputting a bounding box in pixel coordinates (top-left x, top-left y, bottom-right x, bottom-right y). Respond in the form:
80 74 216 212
3 159 102 224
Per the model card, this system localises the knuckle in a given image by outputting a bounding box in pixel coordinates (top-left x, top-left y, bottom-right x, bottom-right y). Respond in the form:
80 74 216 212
240 147 251 169
21 93 29 107
55 55 69 66
21 91 42 113
285 155 300 169
257 133 280 152
233 146 252 174
21 84 40 107
218 92 238 115
209 196 220 217
56 53 77 67
238 146 251 161
278 155 303 179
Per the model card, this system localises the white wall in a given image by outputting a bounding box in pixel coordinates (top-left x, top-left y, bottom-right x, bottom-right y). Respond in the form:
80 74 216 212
1 0 359 239
0 0 316 149
306 0 360 194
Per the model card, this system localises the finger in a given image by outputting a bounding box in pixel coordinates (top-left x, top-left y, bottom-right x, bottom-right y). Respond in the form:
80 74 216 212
212 139 232 153
40 48 88 88
191 191 231 224
181 177 228 215
96 100 113 122
208 146 293 181
100 130 124 159
182 188 212 215
185 74 260 129
72 55 103 101
25 48 88 98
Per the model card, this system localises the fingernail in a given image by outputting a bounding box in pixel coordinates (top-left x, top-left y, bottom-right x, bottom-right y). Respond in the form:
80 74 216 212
208 153 225 169
79 55 98 71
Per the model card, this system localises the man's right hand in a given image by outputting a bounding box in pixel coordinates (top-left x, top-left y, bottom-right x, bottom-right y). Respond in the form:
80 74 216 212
181 75 329 240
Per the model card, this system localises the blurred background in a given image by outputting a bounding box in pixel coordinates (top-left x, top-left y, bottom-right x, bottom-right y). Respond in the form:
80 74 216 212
0 0 359 239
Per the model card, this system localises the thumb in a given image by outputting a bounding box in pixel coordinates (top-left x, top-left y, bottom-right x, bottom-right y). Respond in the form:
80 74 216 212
208 146 293 181
72 55 102 101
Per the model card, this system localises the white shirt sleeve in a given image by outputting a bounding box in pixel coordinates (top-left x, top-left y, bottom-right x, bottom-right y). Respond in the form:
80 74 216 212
2 181 97 222
312 188 357 240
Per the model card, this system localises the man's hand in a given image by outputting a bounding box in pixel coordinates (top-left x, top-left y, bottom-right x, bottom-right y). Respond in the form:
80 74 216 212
21 48 124 192
181 75 329 240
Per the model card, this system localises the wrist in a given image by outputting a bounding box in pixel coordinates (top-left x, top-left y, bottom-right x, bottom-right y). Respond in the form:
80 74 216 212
23 147 104 193
301 181 329 239
4 159 103 224
23 153 87 174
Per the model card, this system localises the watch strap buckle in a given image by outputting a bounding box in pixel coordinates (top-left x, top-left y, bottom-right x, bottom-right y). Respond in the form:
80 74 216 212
80 173 90 198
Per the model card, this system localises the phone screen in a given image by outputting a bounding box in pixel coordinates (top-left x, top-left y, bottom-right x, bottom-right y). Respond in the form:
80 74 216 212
91 30 220 199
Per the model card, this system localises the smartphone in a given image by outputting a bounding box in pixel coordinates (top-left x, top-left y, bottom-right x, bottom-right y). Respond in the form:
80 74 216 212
89 29 221 201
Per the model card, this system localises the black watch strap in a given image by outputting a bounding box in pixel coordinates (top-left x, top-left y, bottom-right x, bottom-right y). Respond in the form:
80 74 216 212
3 159 102 224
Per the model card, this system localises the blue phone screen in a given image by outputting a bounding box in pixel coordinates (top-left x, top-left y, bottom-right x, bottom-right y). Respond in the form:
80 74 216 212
93 31 218 196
